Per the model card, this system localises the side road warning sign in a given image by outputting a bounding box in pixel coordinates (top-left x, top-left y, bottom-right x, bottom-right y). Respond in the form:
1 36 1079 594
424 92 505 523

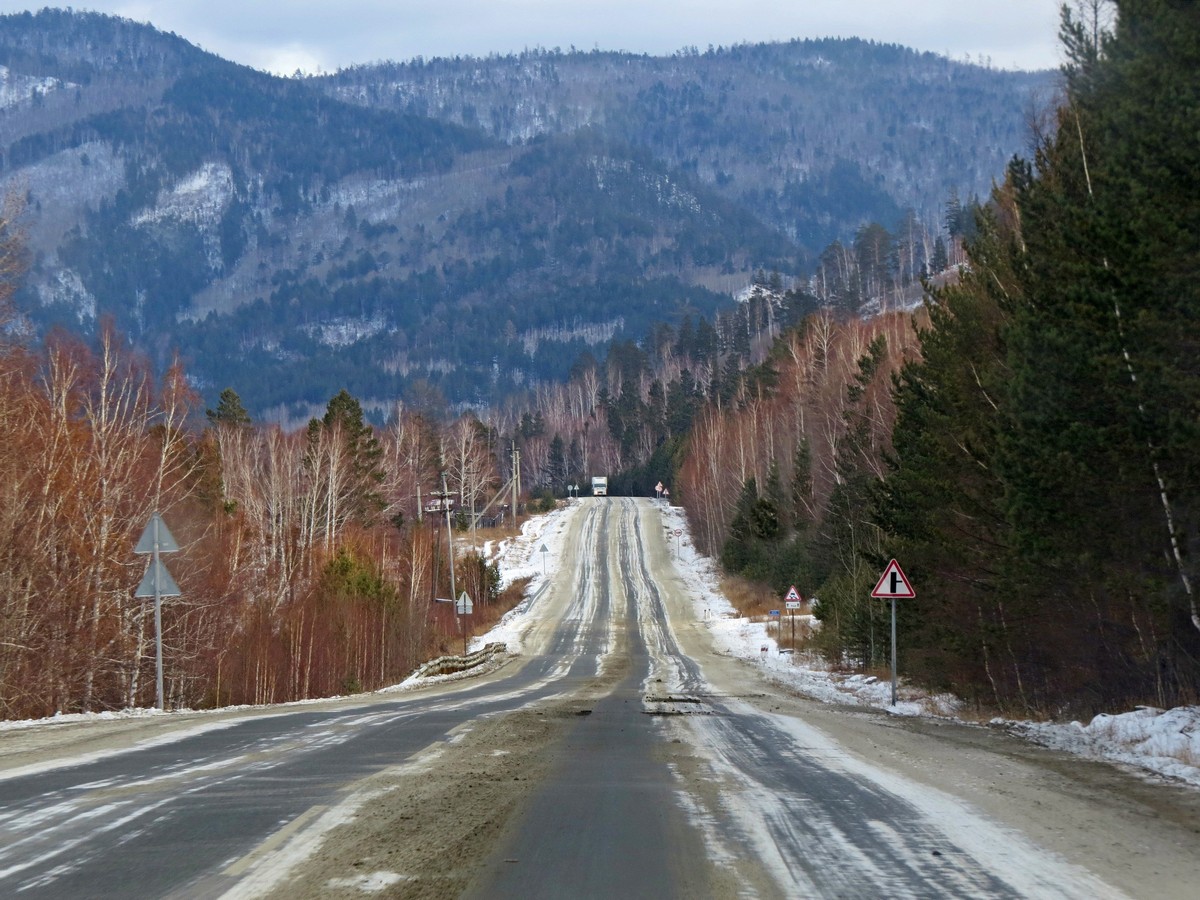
871 559 915 599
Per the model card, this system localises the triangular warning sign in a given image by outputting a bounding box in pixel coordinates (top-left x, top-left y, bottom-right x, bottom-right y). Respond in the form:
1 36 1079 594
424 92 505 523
784 585 802 602
871 559 915 598
135 558 182 598
134 512 179 554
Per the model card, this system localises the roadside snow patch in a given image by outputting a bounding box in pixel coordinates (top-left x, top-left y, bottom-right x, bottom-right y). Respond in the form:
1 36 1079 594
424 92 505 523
1010 706 1200 787
653 502 1200 787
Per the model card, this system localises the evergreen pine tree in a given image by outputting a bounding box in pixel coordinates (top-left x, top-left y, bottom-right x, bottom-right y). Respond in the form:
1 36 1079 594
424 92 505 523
206 387 251 427
999 0 1200 707
877 195 1024 706
309 389 385 525
790 439 814 528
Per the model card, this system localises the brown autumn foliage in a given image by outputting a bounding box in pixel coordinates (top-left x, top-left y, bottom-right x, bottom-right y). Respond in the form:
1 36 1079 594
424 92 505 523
0 323 187 715
1 180 919 720
0 319 517 717
678 310 920 558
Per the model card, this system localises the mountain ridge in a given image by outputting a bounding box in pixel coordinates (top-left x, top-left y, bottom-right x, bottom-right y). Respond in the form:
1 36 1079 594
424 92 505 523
0 10 1055 417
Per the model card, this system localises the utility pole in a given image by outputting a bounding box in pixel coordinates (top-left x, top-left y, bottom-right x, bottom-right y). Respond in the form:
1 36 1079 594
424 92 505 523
470 477 477 550
440 472 457 607
511 442 521 520
435 471 462 650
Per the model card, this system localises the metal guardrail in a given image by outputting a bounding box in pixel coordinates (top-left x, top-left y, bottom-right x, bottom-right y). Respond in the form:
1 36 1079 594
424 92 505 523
412 641 509 678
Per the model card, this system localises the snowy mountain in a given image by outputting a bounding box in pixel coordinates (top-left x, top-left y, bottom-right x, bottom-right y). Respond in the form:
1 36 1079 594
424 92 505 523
0 9 1053 417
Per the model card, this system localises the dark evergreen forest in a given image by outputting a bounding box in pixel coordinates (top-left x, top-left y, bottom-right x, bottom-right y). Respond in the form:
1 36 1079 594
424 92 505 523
697 0 1200 715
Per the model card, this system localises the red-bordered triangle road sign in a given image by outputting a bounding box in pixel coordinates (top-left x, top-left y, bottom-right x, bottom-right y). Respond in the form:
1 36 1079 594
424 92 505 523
784 585 802 602
871 559 915 598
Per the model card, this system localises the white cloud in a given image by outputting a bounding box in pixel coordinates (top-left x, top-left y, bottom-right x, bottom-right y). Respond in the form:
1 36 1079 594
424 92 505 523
253 43 330 77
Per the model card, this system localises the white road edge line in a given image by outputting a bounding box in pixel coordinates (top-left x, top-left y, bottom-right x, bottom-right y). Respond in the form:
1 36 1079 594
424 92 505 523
223 804 330 877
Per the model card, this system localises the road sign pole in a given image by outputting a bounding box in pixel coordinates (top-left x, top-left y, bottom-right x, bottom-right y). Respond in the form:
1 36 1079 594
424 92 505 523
868 560 913 709
455 592 474 655
890 597 897 707
783 586 803 650
153 517 164 711
135 513 181 712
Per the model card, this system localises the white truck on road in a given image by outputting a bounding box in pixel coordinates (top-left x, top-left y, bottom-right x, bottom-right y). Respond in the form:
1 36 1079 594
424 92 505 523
591 476 608 496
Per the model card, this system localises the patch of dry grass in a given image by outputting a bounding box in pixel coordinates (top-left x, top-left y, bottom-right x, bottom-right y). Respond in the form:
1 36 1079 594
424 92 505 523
718 574 777 618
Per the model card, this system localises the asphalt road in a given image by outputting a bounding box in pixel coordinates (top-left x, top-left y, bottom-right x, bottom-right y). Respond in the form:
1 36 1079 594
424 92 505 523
464 500 1043 899
0 663 561 896
2 498 1198 899
0 541 581 895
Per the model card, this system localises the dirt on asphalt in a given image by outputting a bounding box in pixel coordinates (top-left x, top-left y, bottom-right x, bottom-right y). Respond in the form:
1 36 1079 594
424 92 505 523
223 652 641 899
233 496 1200 899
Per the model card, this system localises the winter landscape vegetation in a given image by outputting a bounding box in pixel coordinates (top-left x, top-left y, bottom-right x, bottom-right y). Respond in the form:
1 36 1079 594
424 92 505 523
0 1 1198 896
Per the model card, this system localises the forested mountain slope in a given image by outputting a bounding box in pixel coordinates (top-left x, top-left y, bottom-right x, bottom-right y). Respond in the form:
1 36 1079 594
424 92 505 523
0 10 1052 418
325 38 1048 250
673 0 1200 717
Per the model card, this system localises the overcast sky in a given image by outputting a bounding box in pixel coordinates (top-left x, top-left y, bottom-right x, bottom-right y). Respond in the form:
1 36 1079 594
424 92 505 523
0 1 1065 75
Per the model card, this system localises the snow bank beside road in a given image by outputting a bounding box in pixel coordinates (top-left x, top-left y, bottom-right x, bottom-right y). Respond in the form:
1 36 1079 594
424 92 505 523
472 500 577 654
1011 706 1200 787
651 503 1200 788
482 499 575 595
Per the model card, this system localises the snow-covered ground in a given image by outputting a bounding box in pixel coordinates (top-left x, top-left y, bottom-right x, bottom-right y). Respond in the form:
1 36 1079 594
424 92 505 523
0 65 69 109
6 500 1199 791
131 161 235 227
470 501 577 651
652 503 1200 789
